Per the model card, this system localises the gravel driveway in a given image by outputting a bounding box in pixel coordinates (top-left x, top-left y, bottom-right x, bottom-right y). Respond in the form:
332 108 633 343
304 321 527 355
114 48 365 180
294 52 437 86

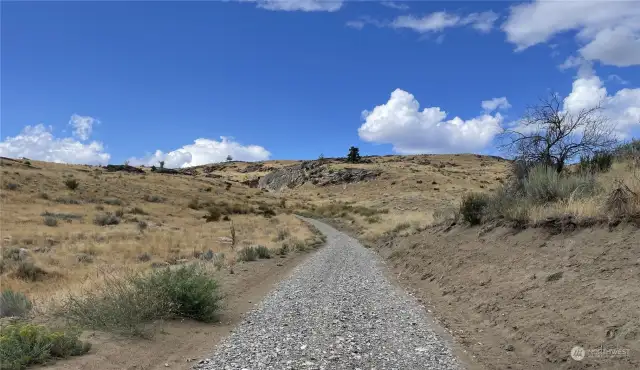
195 218 461 370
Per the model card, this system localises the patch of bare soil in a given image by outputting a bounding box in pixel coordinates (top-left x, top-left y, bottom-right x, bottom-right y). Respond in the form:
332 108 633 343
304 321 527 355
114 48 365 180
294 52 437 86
373 224 640 370
44 252 313 370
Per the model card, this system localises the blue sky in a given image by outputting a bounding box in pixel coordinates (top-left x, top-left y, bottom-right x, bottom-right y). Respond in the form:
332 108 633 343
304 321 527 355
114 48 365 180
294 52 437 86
1 1 639 167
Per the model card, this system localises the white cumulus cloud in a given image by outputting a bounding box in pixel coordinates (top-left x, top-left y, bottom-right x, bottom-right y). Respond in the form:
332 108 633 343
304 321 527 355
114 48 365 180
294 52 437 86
0 123 110 165
564 68 640 137
240 0 342 12
503 0 640 67
358 89 504 154
128 137 271 168
482 97 511 112
69 114 99 141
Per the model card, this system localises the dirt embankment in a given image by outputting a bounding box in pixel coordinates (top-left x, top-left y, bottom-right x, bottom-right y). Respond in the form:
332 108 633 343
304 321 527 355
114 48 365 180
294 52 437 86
373 224 639 370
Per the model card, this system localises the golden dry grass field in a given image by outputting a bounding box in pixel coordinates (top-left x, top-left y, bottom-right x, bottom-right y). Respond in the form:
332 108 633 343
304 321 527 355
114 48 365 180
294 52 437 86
0 157 317 304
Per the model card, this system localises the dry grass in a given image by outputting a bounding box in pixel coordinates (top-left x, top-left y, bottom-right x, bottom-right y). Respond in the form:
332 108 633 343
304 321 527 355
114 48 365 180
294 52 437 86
284 154 510 237
0 159 313 308
526 161 640 222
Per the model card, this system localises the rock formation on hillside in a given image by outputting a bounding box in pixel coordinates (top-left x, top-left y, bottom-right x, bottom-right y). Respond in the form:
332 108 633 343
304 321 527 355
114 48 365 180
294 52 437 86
258 161 381 192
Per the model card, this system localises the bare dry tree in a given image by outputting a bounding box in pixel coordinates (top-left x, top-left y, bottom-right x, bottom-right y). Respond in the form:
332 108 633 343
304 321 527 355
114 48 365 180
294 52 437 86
499 93 618 173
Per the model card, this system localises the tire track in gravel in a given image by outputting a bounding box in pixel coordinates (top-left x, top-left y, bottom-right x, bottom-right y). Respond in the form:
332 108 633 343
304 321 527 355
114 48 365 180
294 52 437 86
195 217 462 370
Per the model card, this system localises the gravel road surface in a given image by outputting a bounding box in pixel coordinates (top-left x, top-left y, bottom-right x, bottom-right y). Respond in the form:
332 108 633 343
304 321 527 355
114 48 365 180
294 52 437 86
195 218 461 370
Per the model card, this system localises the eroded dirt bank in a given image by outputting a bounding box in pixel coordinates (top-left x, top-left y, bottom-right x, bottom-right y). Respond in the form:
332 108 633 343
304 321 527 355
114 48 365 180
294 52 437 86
372 224 639 369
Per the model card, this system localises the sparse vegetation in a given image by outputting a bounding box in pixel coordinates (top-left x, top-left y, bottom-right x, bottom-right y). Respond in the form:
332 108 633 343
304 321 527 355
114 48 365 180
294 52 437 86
64 178 80 190
236 245 272 262
274 228 290 241
257 203 276 218
521 165 598 204
4 183 19 191
104 198 123 206
0 289 33 318
13 261 49 282
188 198 201 210
204 207 222 222
143 194 164 203
459 193 489 225
579 151 614 174
93 212 120 226
459 145 639 227
43 216 58 227
130 206 148 215
41 211 83 221
61 265 221 336
54 197 81 205
0 323 91 369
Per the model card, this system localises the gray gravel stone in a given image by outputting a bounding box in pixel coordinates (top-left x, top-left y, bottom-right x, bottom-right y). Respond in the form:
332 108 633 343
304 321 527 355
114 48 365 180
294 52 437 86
195 218 461 370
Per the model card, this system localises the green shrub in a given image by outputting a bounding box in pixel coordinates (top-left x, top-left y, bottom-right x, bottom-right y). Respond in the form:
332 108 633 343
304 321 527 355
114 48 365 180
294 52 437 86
0 323 90 370
257 203 276 218
0 289 32 318
61 265 221 336
43 216 58 227
523 165 598 204
103 198 123 206
237 246 259 262
61 273 169 337
613 139 640 161
41 211 83 221
54 197 81 205
93 212 120 226
132 265 222 322
4 183 19 191
579 151 614 173
2 248 21 261
459 192 489 225
13 262 48 282
255 245 271 259
63 178 79 190
204 207 222 222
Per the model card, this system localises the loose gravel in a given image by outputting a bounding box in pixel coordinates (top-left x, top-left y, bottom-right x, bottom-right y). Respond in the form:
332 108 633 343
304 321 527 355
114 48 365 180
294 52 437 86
195 218 461 370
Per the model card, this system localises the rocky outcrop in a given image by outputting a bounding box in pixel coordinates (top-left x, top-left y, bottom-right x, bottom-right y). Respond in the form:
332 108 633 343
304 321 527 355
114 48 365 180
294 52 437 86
258 161 381 192
241 178 261 188
104 164 145 174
